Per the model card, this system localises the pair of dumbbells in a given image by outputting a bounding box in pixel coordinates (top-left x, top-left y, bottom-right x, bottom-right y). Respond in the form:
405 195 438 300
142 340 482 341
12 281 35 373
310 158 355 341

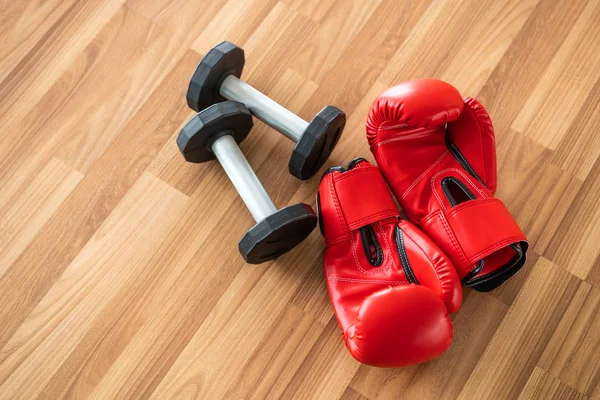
177 41 346 264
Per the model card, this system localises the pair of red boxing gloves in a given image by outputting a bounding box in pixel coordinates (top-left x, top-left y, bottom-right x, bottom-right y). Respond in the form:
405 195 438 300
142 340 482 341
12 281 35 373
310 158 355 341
317 79 528 368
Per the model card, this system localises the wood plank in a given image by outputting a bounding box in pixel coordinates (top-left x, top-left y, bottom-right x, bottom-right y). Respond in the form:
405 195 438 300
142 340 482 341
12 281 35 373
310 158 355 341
51 7 164 172
513 0 600 150
0 0 120 137
495 129 582 255
124 0 226 26
377 0 537 89
289 258 333 326
587 255 600 290
0 0 79 83
477 0 588 135
0 4 159 196
341 387 371 400
0 158 82 277
545 157 600 279
0 50 198 351
147 247 323 399
552 77 600 180
490 251 540 307
279 318 360 400
289 0 383 84
38 170 246 399
438 0 539 94
458 257 580 399
224 303 326 399
190 0 279 56
239 3 317 92
299 0 432 125
0 172 188 399
519 367 587 400
281 0 335 21
538 282 600 396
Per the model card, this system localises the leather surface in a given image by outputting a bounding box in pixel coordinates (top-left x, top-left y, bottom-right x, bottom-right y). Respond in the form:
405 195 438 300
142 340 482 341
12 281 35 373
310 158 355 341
330 166 399 232
319 160 462 367
366 79 528 291
447 97 497 193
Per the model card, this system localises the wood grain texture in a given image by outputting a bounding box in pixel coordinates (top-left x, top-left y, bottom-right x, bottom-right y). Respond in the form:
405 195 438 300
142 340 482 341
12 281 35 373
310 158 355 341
1 0 599 398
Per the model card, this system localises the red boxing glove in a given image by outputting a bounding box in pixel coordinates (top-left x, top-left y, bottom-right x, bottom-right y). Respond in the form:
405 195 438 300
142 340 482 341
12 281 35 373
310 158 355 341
317 159 462 367
366 79 528 292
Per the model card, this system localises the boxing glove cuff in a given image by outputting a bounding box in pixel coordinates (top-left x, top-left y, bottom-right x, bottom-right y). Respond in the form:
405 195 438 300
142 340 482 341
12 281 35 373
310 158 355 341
422 197 527 290
331 166 399 232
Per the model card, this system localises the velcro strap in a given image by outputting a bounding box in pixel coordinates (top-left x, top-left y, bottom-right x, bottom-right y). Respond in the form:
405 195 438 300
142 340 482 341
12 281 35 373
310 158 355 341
334 166 399 230
446 198 526 263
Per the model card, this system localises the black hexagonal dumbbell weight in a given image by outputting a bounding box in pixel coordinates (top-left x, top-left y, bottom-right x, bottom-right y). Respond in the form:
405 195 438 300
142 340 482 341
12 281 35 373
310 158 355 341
177 101 317 264
186 41 346 180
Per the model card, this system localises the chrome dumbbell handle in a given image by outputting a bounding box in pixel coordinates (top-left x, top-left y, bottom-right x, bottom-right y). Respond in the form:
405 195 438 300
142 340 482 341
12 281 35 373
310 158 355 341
211 134 277 222
220 75 308 142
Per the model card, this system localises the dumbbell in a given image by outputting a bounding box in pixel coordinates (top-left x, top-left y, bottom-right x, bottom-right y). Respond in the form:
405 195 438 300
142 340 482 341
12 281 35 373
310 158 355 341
186 41 346 180
177 101 317 264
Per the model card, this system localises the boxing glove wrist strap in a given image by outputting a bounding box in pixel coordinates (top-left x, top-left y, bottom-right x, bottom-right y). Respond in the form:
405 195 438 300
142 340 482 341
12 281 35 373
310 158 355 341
333 166 399 230
422 198 527 276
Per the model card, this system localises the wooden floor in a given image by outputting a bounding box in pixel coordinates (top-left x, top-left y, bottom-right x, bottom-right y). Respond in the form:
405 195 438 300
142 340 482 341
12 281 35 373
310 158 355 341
1 0 600 398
